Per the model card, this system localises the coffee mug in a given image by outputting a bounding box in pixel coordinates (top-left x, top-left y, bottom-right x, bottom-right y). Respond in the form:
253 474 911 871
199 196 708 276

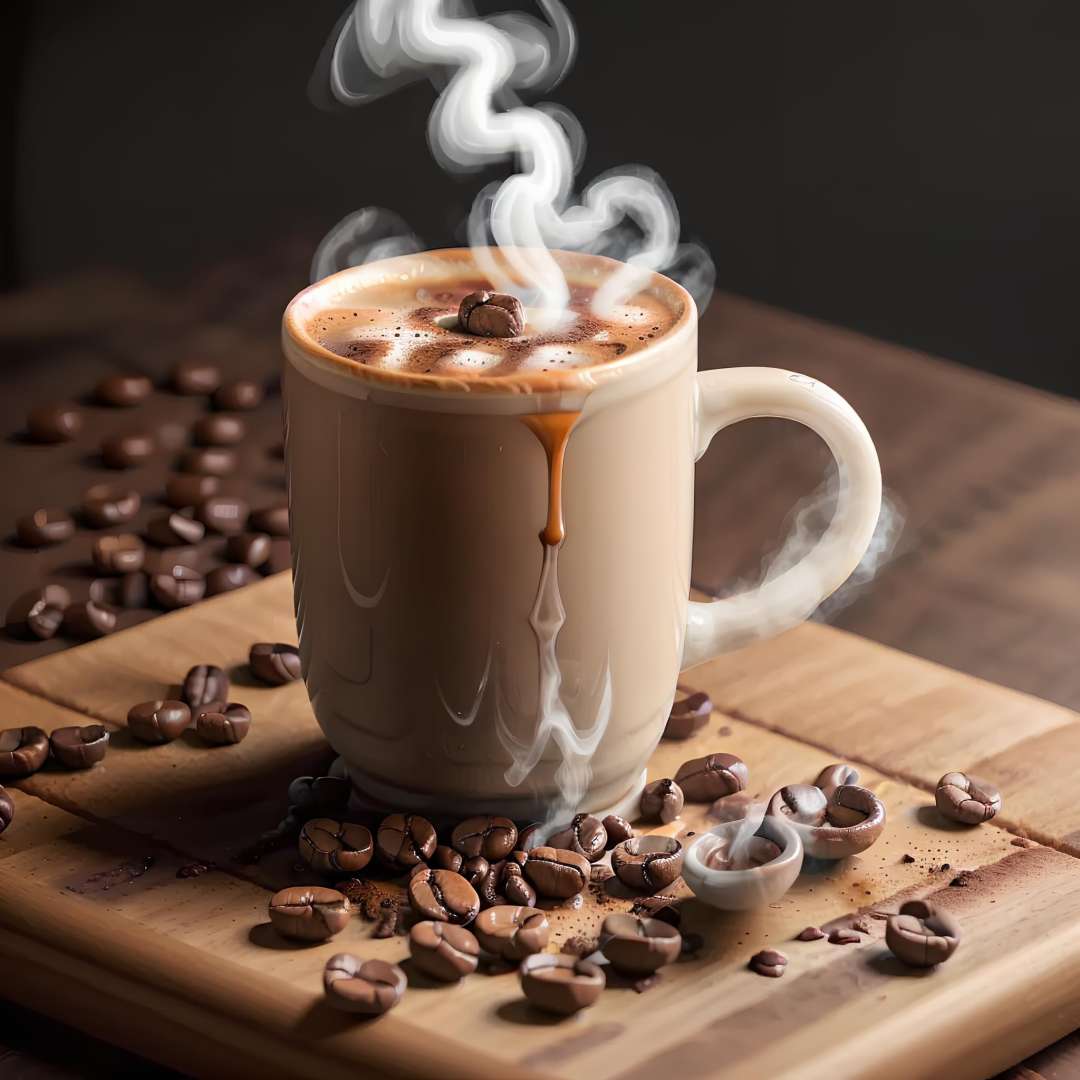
282 249 881 818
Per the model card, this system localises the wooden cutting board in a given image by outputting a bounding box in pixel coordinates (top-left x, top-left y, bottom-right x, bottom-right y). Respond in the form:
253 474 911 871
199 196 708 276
2 574 1080 1080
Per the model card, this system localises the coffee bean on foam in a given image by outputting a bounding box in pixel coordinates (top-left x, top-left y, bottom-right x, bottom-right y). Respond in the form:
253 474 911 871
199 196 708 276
299 818 374 875
49 725 109 769
127 700 190 744
16 508 75 547
640 778 684 823
214 378 264 412
194 702 252 745
0 726 50 778
0 786 13 834
611 835 684 892
472 905 550 960
603 814 635 848
179 447 237 476
95 373 151 407
82 484 141 526
182 664 229 708
269 886 350 941
92 533 146 575
664 688 712 740
409 921 480 981
675 752 749 801
151 566 205 608
814 763 860 796
458 290 525 338
520 954 605 1016
63 600 117 639
749 949 788 978
376 813 437 868
547 813 607 861
886 900 961 967
27 403 82 443
101 432 155 469
323 954 406 1015
146 509 205 547
6 585 70 640
408 865 480 925
172 359 222 396
935 771 1002 825
523 846 590 899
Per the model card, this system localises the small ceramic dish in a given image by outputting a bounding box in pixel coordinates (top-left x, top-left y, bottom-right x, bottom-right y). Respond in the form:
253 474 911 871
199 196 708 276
682 815 803 910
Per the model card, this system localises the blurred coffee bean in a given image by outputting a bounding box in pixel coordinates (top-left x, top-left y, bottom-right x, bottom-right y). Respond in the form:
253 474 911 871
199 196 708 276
409 921 480 981
179 447 237 476
264 538 292 574
63 600 117 639
0 786 13 834
206 564 260 596
299 818 375 874
519 954 604 1016
182 664 229 708
376 813 437 868
92 533 146 575
146 510 205 547
165 473 219 509
16 508 75 547
432 845 463 873
323 954 405 1014
664 687 712 740
675 752 749 801
150 565 205 608
127 700 191 744
213 379 264 411
193 414 246 447
196 495 249 535
226 531 271 568
172 359 222 396
0 726 50 778
249 642 302 685
602 815 635 848
27 403 82 443
523 847 590 899
640 778 684 823
250 503 289 537
451 815 518 861
408 866 480 925
548 814 607 861
5 585 70 640
748 948 788 978
91 572 148 609
269 886 350 941
194 702 252 745
49 724 110 769
935 771 1002 825
602 913 682 975
101 432 155 469
94 373 151 407
81 484 141 527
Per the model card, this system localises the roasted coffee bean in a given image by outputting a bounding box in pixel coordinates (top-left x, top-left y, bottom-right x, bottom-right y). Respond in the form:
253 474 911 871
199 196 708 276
196 495 249 535
127 700 190 744
886 899 961 967
451 815 518 860
323 954 406 1014
101 431 155 469
409 920 480 981
179 447 237 476
182 664 229 708
797 926 826 941
82 484 141 527
828 928 862 945
249 642 302 685
63 600 117 639
408 865 480 925
602 814 635 849
193 413 246 447
172 359 222 396
935 771 1002 825
5 585 70 640
640 778 684 823
519 954 604 1016
0 786 13 834
268 886 350 941
814 763 860 796
472 905 550 960
90 571 148 610
0 727 50 778
27 403 81 443
675 752 749 801
463 856 490 887
226 531 271 568
458 291 525 338
287 774 352 817
299 818 374 874
150 565 205 608
749 948 788 978
602 913 682 975
523 846 590 899
206 564 260 596
165 473 220 509
548 814 607 862
146 509 205 547
92 533 146 575
195 703 252 745
95 373 151 407
49 724 110 769
16 508 75 547
431 845 464 873
502 866 537 908
664 687 712 740
214 378 264 412
611 835 684 892
250 503 289 537
517 822 541 851
376 813 437 868
767 783 828 826
476 862 505 908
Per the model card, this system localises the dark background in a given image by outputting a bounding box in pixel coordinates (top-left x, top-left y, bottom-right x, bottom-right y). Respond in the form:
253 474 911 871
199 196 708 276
5 0 1079 396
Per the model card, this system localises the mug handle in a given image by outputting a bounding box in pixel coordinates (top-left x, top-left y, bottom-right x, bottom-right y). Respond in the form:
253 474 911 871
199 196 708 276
682 367 882 668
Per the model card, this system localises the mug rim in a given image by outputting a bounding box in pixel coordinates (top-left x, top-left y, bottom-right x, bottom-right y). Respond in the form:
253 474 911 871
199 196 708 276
282 247 696 398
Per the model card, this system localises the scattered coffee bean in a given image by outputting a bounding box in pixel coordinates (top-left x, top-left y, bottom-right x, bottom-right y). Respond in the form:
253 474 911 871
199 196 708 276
0 726 50 778
517 822 541 851
101 432 155 469
165 473 220 510
194 703 252 745
16 508 75 547
63 600 117 639
749 948 788 978
196 495 249 535
146 509 205 547
268 885 350 941
796 926 825 941
214 378 264 412
602 913 682 975
376 812 437 868
409 921 480 981
935 771 1002 825
664 687 712 740
814 762 860 795
82 484 141 527
250 503 289 537
5 585 70 640
0 786 13 834
127 700 191 744
299 818 374 874
179 447 237 476
611 835 685 892
602 814 635 849
91 533 146 575
431 845 464 873
451 815 518 861
94 373 152 407
49 725 110 769
767 783 828 826
462 855 490 887
640 778 685 823
225 531 271 568
193 413 246 447
472 905 550 960
206 564 260 596
828 928 862 945
408 865 480 925
27 403 81 443
548 814 607 862
90 572 148 609
249 642 302 685
150 565 205 608
520 954 604 1016
886 900 961 967
182 664 229 708
523 846 590 899
323 954 406 1014
675 752 749 801
458 291 525 338
172 359 222 396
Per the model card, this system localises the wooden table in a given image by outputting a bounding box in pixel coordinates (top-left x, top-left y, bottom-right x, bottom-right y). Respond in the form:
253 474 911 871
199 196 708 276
1 254 1078 1077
